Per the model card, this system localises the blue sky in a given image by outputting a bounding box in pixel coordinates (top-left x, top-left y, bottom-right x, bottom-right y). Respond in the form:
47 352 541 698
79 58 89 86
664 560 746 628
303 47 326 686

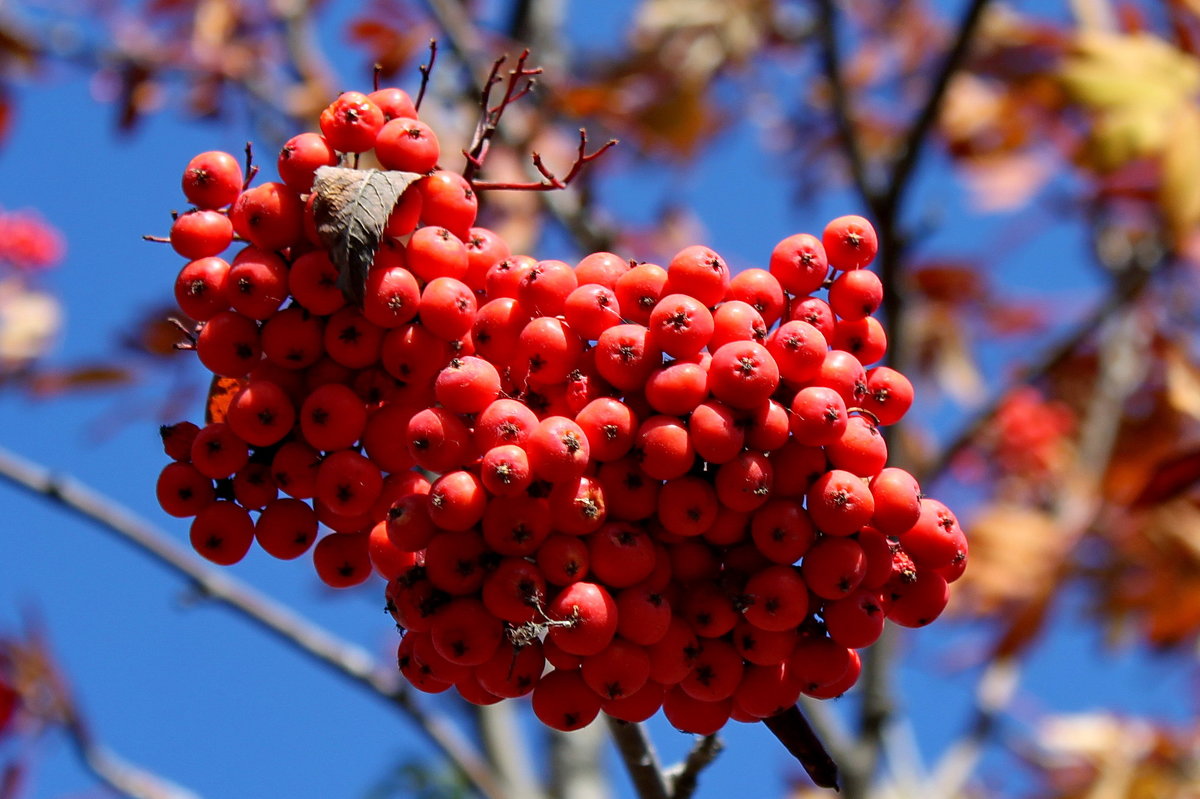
0 2 1195 798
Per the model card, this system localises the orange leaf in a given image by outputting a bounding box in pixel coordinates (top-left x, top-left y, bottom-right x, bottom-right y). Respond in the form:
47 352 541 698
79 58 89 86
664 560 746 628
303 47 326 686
205 375 246 425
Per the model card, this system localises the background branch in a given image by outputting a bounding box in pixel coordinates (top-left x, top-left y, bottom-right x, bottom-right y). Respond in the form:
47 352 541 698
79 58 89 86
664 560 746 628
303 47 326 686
0 445 506 799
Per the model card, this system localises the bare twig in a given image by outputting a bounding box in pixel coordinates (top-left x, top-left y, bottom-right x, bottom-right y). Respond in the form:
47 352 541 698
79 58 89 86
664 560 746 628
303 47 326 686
665 734 722 799
12 621 201 799
606 718 669 799
472 130 618 192
880 0 993 219
476 702 544 799
141 235 171 243
813 0 874 210
241 142 258 191
462 50 544 183
415 39 439 112
0 444 507 799
422 0 620 253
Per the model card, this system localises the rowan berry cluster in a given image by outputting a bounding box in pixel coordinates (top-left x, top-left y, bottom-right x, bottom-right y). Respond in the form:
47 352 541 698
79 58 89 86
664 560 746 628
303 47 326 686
155 84 967 736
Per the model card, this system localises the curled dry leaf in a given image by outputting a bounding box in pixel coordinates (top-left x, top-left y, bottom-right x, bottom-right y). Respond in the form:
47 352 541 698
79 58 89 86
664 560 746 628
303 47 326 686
311 165 422 305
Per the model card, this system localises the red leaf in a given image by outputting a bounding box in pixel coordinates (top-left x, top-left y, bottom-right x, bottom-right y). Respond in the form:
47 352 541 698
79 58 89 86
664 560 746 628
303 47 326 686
1131 447 1200 507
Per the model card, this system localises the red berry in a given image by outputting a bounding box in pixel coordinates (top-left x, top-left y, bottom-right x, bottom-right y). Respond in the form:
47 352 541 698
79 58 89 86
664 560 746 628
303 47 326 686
319 92 386 153
823 214 878 271
182 150 243 209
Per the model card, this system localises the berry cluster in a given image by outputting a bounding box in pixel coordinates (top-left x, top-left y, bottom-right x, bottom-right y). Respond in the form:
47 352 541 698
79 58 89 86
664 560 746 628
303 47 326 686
0 208 65 273
155 85 967 736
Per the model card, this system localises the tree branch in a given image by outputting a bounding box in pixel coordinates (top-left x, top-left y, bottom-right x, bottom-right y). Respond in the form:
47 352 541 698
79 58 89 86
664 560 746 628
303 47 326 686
605 718 669 799
916 266 1156 486
472 130 618 192
664 734 722 799
0 444 507 799
880 0 993 219
813 0 875 210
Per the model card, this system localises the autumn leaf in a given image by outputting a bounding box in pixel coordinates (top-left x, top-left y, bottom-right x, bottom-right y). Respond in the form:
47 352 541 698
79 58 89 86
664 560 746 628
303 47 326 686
24 365 134 397
1158 105 1200 242
1130 448 1200 507
1060 31 1200 173
311 166 421 305
205 375 247 425
1060 31 1200 113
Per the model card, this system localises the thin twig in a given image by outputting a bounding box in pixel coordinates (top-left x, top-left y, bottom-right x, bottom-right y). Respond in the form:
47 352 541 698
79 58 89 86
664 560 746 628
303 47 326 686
880 0 993 219
472 130 618 192
15 620 202 799
422 0 620 253
241 142 258 191
462 50 544 183
605 718 669 799
665 734 723 799
813 0 874 210
0 444 507 799
415 39 438 112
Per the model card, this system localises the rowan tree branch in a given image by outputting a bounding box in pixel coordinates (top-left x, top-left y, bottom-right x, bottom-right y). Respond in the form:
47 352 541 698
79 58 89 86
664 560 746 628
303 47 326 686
664 734 723 799
605 718 669 799
880 0 993 219
813 0 874 211
0 444 506 799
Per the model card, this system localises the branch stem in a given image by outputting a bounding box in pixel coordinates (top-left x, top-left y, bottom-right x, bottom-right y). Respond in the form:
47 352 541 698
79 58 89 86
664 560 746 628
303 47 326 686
0 444 506 799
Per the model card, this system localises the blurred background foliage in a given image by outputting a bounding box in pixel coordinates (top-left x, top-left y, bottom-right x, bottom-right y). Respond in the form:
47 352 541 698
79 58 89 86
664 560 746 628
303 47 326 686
3 1 1200 797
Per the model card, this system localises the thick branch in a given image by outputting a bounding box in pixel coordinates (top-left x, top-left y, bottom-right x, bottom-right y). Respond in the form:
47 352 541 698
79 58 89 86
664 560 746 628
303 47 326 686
605 718 669 799
0 445 506 799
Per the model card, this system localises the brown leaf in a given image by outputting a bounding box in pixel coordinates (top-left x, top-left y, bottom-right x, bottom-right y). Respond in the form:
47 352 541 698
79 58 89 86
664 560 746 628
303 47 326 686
205 375 247 425
1131 447 1200 507
311 166 421 305
24 365 134 397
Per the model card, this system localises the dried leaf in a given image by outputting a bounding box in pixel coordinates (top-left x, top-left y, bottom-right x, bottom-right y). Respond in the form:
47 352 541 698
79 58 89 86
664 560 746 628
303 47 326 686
1165 346 1200 421
205 375 247 425
1158 105 1200 242
24 365 134 396
1131 447 1200 507
956 504 1067 614
311 166 421 305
